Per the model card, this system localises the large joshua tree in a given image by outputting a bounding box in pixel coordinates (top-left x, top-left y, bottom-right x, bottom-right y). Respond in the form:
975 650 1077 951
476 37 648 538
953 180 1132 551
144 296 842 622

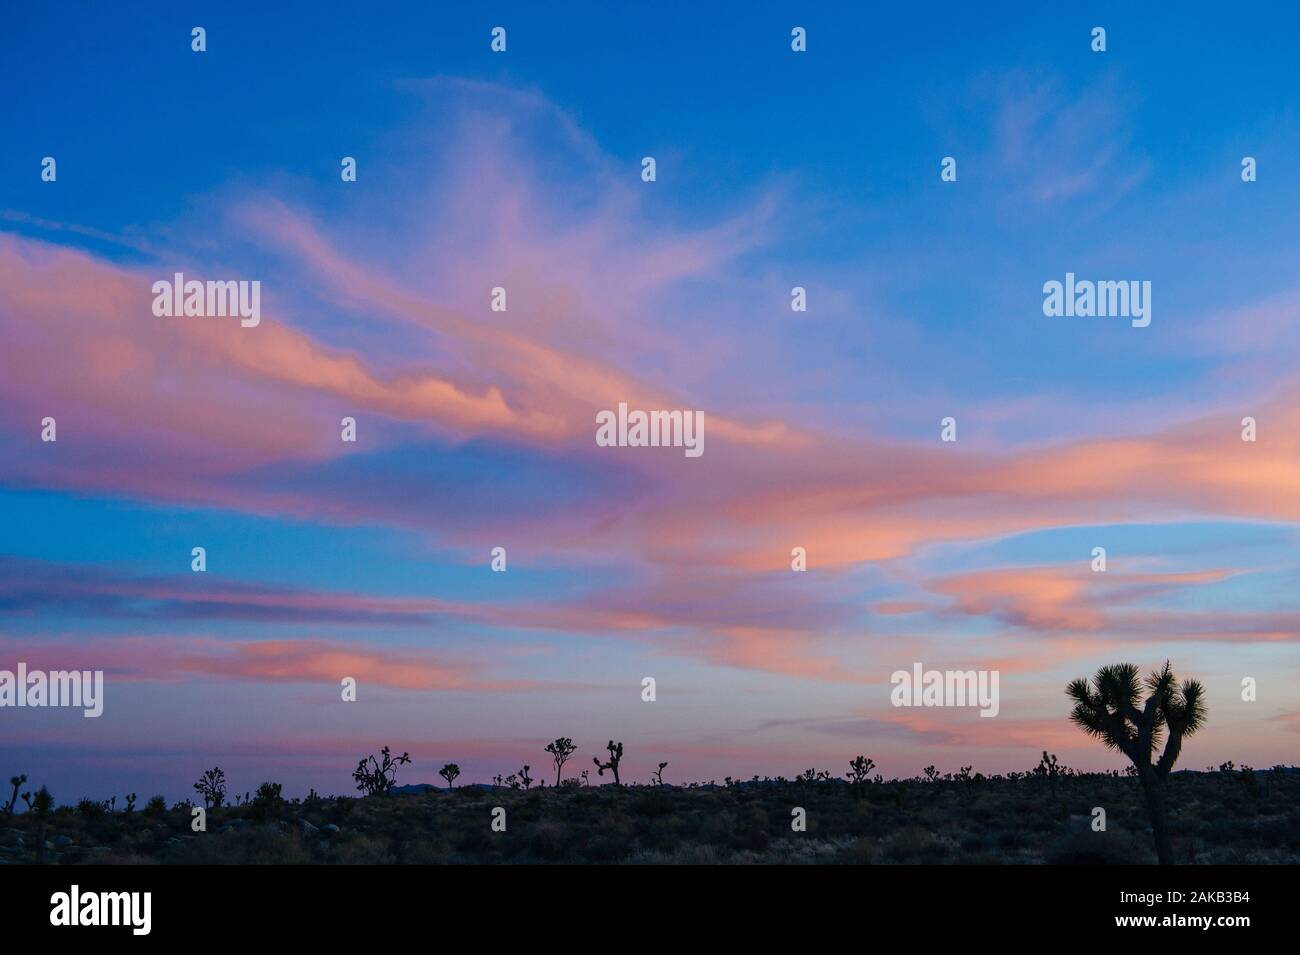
1066 661 1206 864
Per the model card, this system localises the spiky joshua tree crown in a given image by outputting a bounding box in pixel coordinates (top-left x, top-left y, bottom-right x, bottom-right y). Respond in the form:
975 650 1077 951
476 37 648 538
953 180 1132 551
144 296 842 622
1066 661 1206 779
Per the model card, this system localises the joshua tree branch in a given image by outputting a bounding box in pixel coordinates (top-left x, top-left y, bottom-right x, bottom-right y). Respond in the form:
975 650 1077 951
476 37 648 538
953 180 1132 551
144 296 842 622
1156 727 1185 778
1135 694 1162 763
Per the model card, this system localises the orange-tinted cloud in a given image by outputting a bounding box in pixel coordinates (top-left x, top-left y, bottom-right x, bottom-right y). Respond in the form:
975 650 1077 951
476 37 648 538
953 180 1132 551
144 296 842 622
922 563 1298 644
1 635 547 692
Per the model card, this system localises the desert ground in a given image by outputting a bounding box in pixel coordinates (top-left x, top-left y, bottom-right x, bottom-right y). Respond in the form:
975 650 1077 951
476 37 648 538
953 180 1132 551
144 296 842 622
3 762 1295 865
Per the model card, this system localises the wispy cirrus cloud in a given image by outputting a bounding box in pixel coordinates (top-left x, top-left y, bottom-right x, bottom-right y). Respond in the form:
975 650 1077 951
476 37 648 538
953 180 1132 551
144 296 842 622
3 77 1299 694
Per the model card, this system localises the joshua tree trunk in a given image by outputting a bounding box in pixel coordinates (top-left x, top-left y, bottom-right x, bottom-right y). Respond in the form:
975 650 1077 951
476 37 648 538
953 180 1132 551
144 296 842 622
1140 774 1173 864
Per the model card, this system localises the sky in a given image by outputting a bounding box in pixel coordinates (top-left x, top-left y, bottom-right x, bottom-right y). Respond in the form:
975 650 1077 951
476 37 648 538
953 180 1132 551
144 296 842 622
1 2 1298 800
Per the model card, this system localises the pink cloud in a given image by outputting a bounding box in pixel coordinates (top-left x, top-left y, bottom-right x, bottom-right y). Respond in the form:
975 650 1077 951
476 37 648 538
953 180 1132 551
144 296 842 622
0 635 552 692
924 563 1298 644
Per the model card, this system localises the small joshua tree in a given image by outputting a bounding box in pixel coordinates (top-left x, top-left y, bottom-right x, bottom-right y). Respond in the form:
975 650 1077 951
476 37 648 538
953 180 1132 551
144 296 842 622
124 793 137 814
1034 751 1064 795
193 766 228 809
652 762 668 786
439 763 461 789
544 737 578 786
517 765 533 790
353 746 411 796
4 774 25 815
1067 661 1206 865
593 740 624 786
847 756 876 789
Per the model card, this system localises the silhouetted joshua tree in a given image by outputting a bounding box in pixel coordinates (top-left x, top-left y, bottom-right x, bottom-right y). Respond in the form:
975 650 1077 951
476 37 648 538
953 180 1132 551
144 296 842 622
1034 751 1065 796
847 756 876 789
652 762 667 786
439 763 461 789
4 774 25 815
544 737 578 786
353 746 411 796
593 740 624 786
1067 661 1206 865
517 764 533 790
193 766 228 809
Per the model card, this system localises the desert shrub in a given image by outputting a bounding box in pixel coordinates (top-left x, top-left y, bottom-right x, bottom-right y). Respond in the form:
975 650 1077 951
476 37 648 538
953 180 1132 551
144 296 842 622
663 842 725 864
402 836 454 864
630 789 674 818
883 825 942 862
585 832 631 862
1044 824 1146 865
997 828 1030 851
527 820 568 860
332 833 396 864
733 805 770 852
250 782 284 819
454 823 494 855
842 836 876 863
